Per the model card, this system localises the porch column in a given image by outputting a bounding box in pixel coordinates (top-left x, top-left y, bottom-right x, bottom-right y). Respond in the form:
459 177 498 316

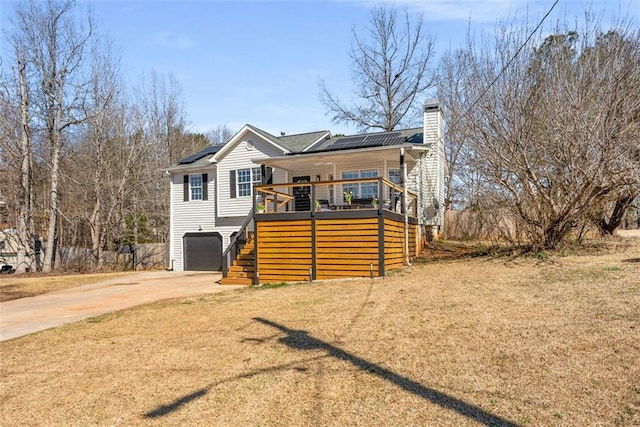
400 147 410 266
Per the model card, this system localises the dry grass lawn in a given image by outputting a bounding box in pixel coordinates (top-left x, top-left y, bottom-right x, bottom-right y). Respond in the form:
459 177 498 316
1 237 639 426
0 271 144 302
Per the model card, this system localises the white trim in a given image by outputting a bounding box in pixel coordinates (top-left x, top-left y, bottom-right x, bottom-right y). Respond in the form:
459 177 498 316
165 162 215 173
189 174 203 201
169 174 174 269
236 166 261 198
339 168 380 199
256 143 427 168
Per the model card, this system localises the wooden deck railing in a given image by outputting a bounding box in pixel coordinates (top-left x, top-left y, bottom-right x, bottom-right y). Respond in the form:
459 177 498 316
254 177 417 218
221 212 253 277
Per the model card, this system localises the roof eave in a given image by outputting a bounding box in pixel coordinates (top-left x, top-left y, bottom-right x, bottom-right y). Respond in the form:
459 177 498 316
165 162 217 173
253 143 428 166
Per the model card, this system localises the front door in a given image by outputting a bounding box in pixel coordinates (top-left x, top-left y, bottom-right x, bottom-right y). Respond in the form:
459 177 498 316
292 176 311 211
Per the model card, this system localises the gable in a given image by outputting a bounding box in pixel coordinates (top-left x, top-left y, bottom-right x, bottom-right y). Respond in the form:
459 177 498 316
211 125 289 163
215 129 288 217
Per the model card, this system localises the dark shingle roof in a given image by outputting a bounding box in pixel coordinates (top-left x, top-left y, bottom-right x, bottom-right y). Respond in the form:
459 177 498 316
169 125 422 171
245 125 281 146
276 130 331 153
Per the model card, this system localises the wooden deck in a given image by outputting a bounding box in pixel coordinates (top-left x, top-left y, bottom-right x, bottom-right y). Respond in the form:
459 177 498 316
253 209 418 284
222 177 422 285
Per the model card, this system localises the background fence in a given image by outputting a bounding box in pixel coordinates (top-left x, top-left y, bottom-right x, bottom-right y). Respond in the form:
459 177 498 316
57 243 168 272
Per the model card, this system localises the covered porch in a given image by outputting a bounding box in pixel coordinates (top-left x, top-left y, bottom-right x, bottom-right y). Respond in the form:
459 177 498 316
221 175 424 285
256 143 427 211
221 144 428 285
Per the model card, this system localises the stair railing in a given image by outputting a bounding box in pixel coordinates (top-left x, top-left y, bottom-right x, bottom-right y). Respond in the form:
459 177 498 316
222 212 254 277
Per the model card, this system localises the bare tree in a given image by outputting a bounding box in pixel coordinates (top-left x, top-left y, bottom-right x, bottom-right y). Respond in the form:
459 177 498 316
586 30 640 234
11 0 95 272
206 124 234 145
436 46 478 210
319 5 435 132
15 50 36 273
140 71 189 164
452 16 640 249
82 35 122 268
0 32 37 273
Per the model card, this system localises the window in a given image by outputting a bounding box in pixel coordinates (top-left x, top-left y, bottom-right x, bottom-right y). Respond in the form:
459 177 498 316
237 167 261 197
328 174 334 204
341 171 360 200
190 175 203 201
184 174 208 202
387 168 402 200
388 168 401 185
360 170 378 198
341 169 378 200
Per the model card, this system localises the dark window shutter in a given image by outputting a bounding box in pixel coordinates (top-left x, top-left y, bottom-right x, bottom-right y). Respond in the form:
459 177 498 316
265 166 273 185
183 175 189 202
229 170 236 199
202 173 208 200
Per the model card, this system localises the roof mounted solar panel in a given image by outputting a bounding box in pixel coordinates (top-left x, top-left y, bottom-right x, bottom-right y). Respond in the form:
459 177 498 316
177 145 224 164
361 133 404 147
325 132 404 151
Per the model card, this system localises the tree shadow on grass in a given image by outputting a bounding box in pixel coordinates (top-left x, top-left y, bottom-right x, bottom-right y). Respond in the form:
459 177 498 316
623 258 640 263
143 355 326 419
145 317 519 426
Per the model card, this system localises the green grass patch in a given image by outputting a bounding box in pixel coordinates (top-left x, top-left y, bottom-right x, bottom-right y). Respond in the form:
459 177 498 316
253 281 298 290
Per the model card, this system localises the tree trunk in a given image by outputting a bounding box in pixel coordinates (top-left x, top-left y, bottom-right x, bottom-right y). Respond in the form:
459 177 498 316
598 193 638 235
90 196 103 269
15 54 34 274
42 70 65 272
42 139 60 272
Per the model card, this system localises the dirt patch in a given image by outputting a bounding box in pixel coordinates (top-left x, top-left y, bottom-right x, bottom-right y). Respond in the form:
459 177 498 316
1 241 639 426
617 229 640 239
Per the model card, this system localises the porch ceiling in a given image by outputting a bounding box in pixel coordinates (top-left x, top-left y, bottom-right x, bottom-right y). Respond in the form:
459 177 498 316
253 144 426 172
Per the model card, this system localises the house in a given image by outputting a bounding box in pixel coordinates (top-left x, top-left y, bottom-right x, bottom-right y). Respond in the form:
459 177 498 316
0 229 18 273
166 100 445 283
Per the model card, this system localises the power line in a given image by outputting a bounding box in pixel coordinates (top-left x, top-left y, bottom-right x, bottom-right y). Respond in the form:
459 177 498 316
447 0 560 130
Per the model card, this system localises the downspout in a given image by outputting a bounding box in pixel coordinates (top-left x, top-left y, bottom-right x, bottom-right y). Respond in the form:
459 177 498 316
401 147 411 266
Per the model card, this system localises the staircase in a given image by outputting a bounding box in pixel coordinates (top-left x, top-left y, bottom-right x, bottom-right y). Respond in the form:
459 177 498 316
221 236 255 285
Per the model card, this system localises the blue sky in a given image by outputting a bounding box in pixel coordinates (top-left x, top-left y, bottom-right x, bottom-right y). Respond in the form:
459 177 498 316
1 0 637 137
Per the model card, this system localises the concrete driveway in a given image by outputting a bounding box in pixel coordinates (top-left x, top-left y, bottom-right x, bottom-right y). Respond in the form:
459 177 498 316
0 271 241 342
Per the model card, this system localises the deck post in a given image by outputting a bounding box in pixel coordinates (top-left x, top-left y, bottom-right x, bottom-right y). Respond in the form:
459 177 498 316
401 147 410 266
310 183 317 281
378 208 385 277
253 187 259 286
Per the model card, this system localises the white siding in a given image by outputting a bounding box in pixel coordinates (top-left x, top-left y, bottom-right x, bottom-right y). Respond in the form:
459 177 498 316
170 130 290 271
217 130 287 217
214 218 248 249
170 169 216 271
422 107 446 227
